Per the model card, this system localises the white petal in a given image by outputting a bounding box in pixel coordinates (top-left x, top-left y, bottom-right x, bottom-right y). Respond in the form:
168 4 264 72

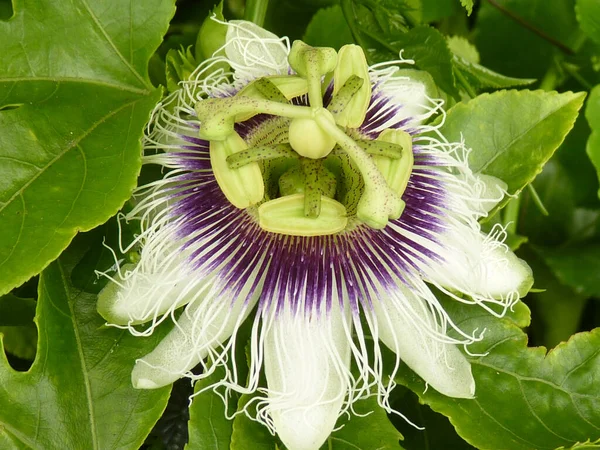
263 304 351 450
97 261 206 326
425 226 534 301
372 74 437 128
132 287 259 389
372 283 475 398
476 238 533 298
467 173 508 215
97 216 211 326
225 20 289 79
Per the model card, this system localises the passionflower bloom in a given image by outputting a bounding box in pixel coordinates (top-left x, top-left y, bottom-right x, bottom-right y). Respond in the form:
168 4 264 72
98 20 533 450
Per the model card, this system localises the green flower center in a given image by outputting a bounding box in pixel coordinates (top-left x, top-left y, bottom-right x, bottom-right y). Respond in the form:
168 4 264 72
195 41 414 236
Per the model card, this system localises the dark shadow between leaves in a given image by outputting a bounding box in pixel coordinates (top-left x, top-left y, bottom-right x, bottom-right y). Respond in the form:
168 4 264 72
0 0 13 21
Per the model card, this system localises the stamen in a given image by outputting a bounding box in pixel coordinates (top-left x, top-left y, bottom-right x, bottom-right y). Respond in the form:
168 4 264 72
258 194 348 236
301 158 337 218
333 45 372 128
314 109 404 229
356 139 403 159
253 77 290 103
374 129 414 197
327 74 364 118
226 143 298 169
210 131 264 208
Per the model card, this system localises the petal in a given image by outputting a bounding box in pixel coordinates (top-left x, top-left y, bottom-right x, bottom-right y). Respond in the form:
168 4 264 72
372 75 435 128
97 261 206 326
225 20 289 80
372 283 475 398
97 216 211 326
132 287 259 389
466 173 508 216
263 304 352 450
425 226 534 301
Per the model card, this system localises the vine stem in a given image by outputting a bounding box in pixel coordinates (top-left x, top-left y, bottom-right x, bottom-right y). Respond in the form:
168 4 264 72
244 0 269 27
503 193 521 235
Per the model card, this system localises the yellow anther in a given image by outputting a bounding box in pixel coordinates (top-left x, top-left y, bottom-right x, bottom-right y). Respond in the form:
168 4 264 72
333 45 371 128
374 129 414 197
258 194 347 236
210 131 264 208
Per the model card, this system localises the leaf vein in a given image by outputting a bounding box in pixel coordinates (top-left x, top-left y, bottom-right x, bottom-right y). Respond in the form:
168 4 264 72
0 194 26 267
0 77 149 95
0 156 44 170
517 379 573 443
475 360 600 400
0 96 147 220
559 348 600 387
58 261 99 450
29 146 88 263
78 0 149 90
472 397 546 449
478 102 572 173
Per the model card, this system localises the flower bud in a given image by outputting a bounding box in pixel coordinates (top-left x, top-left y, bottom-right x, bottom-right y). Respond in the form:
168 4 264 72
195 2 227 62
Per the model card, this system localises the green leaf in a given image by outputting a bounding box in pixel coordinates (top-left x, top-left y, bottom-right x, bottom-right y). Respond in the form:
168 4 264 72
453 56 536 90
395 296 600 450
535 241 600 298
519 159 577 245
304 5 354 50
166 47 198 94
586 86 600 130
438 90 585 204
521 245 588 349
0 239 171 449
0 0 175 296
585 85 600 199
587 132 600 199
186 366 234 450
324 396 404 450
196 1 227 62
388 26 460 99
342 2 459 98
475 0 580 80
231 393 278 450
392 390 475 450
447 36 480 64
576 0 600 46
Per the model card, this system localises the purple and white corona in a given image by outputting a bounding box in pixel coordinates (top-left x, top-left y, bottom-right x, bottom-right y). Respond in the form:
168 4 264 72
98 20 533 450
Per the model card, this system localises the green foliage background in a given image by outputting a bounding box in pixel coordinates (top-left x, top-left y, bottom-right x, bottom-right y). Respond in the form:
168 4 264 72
0 0 599 449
